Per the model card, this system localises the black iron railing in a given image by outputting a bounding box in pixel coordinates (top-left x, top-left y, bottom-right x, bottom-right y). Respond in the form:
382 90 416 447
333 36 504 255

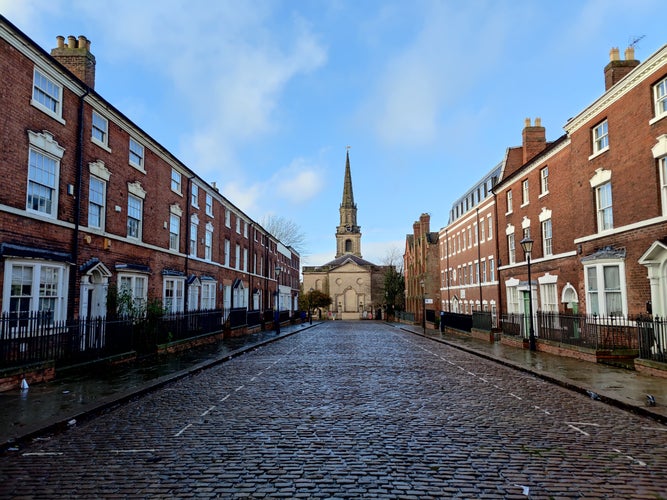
500 312 639 350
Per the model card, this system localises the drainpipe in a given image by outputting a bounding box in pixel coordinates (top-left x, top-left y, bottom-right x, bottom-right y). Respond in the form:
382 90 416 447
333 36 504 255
476 208 483 310
184 176 193 312
68 87 90 320
445 227 451 311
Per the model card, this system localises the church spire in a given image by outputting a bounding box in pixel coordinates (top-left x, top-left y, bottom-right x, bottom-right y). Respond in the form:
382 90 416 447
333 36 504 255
341 148 356 210
336 147 362 258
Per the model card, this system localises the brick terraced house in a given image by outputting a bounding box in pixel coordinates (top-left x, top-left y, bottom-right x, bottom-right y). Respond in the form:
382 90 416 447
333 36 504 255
0 15 299 362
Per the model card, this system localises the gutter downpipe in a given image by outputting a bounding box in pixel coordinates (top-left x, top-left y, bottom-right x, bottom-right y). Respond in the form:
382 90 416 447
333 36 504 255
69 87 90 320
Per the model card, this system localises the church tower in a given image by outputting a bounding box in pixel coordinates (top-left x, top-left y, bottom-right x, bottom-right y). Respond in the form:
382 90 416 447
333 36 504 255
335 149 362 258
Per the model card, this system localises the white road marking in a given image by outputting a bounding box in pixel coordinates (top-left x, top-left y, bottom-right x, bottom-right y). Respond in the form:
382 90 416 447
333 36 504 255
235 385 244 392
109 449 156 454
22 452 63 456
509 393 522 400
219 394 230 402
201 406 215 416
174 423 193 437
567 424 590 436
641 426 667 432
479 377 488 383
613 448 647 466
250 377 257 382
565 422 600 427
533 406 551 415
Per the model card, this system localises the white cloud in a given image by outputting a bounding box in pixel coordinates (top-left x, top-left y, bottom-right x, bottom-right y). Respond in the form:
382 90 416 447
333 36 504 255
361 2 509 148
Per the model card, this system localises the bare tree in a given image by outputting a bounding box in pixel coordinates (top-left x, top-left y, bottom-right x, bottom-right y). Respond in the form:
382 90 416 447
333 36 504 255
382 246 404 274
261 215 307 255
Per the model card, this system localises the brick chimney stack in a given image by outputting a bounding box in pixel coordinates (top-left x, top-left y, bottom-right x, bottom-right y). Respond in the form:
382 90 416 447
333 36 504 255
522 117 546 164
51 35 96 89
604 46 639 91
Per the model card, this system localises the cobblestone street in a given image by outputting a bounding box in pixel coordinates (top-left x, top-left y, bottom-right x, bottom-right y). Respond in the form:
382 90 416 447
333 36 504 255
1 321 667 498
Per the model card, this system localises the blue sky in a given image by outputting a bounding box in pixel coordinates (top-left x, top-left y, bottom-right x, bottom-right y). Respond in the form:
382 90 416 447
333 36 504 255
2 0 665 268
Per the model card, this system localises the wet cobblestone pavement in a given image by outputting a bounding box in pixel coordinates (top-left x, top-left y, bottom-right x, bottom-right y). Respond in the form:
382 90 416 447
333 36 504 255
1 321 667 498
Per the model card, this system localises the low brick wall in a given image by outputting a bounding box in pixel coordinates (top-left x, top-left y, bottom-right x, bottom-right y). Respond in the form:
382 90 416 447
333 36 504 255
635 358 667 379
0 361 55 392
537 340 598 363
471 328 496 343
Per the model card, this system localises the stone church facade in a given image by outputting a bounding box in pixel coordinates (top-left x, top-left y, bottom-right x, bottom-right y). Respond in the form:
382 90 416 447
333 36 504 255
302 151 389 319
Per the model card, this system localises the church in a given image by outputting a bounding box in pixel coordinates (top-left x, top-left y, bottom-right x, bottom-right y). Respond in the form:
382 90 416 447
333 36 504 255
302 151 389 319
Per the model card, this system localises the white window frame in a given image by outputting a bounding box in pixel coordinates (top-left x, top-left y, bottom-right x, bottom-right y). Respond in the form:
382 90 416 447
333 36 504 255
91 110 109 148
3 260 69 322
205 223 213 261
118 273 148 315
26 131 64 219
654 76 667 121
488 216 493 240
225 209 231 228
235 244 240 269
127 194 143 240
508 233 516 265
506 190 513 214
236 217 241 234
190 221 198 257
163 277 185 313
169 213 180 251
27 148 59 218
542 219 553 256
191 183 199 208
596 181 613 232
592 120 609 155
521 179 529 206
489 257 495 282
188 282 200 312
506 280 520 314
243 248 248 272
205 193 213 216
171 169 182 194
224 239 230 267
32 68 63 120
539 279 559 314
201 281 216 310
540 167 549 195
88 175 106 229
584 261 627 317
129 137 145 171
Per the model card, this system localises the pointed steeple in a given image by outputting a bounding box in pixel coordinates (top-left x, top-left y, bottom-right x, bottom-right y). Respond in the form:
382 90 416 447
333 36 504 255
341 149 356 210
336 148 362 258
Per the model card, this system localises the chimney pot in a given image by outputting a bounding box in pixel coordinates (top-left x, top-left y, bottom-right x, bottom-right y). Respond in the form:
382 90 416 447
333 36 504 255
624 46 635 60
609 47 620 61
78 35 87 48
56 36 65 48
67 35 77 48
524 118 531 127
535 117 541 127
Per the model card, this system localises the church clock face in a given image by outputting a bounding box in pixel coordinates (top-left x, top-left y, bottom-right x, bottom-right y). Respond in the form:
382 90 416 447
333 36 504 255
345 225 352 232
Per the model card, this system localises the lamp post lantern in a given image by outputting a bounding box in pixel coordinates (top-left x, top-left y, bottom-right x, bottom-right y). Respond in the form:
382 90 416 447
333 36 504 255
520 237 536 351
420 279 426 334
275 265 282 334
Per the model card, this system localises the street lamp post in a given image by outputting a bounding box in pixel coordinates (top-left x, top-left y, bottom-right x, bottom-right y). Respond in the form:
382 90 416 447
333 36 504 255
275 265 282 334
309 287 313 325
520 237 536 351
420 280 426 334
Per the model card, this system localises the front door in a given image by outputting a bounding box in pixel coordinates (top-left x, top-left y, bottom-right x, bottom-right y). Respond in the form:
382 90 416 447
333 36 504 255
522 290 531 338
